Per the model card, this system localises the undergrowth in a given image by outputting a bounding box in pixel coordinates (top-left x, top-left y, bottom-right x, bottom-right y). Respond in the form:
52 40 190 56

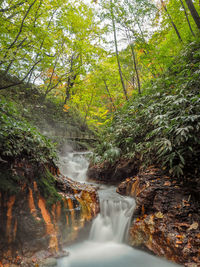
93 40 200 180
0 97 57 163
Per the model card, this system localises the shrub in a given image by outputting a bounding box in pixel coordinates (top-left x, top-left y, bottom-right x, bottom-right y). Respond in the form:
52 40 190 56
0 97 57 163
94 41 200 179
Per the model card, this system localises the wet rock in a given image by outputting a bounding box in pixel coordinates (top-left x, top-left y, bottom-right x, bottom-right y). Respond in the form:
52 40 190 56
0 160 99 265
39 257 57 267
117 167 200 266
54 250 69 258
87 157 140 184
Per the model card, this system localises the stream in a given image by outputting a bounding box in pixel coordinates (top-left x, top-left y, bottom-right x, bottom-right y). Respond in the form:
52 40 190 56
58 151 179 267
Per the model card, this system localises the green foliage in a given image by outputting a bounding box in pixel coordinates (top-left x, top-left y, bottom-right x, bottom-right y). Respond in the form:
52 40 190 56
0 97 57 163
92 141 121 163
95 41 200 179
0 168 23 194
37 168 62 207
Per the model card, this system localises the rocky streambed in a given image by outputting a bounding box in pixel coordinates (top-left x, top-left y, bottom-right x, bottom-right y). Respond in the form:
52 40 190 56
117 167 200 267
1 151 199 267
88 160 200 266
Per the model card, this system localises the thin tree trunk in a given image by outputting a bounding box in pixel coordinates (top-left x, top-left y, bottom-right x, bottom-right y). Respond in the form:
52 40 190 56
125 29 141 94
103 79 116 111
180 0 195 36
7 0 37 51
84 93 94 124
43 41 65 101
27 10 57 83
0 59 42 90
185 0 200 30
130 43 141 94
64 54 79 104
129 20 157 78
161 0 183 42
110 0 128 101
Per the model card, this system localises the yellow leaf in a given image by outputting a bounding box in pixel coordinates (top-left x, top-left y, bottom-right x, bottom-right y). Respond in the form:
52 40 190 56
155 212 164 219
63 104 70 112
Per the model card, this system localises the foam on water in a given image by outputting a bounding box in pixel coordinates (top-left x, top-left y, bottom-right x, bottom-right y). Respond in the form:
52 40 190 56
59 151 90 182
89 187 135 243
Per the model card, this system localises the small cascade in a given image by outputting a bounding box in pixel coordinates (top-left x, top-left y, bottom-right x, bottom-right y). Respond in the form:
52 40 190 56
89 187 135 243
57 151 180 267
59 151 91 182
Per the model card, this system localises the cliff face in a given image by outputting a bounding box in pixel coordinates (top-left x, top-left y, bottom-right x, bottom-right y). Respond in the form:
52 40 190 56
0 159 99 266
117 167 200 267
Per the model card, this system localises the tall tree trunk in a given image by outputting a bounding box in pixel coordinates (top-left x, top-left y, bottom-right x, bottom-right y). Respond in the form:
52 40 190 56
110 0 128 101
161 0 183 42
27 10 57 83
180 0 195 36
84 93 94 124
130 43 141 94
125 29 141 94
103 79 116 111
128 24 157 78
185 0 200 30
64 54 79 104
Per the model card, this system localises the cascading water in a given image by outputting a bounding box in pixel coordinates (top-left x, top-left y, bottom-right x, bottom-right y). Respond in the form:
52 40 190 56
57 150 180 267
89 187 135 243
59 151 90 182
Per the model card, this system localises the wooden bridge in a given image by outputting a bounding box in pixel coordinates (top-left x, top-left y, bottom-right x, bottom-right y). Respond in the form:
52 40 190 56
65 134 98 142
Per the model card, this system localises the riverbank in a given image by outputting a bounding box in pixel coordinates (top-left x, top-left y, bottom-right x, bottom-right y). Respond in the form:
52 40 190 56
0 158 99 266
117 167 200 266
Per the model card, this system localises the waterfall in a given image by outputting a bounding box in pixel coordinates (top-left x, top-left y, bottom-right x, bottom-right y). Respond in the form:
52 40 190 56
89 187 135 243
59 151 91 182
57 151 179 267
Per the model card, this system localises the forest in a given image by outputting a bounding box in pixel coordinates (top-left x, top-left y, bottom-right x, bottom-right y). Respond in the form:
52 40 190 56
0 0 200 266
1 0 200 177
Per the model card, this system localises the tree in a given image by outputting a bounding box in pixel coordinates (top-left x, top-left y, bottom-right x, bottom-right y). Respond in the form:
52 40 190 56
180 0 195 36
185 0 200 30
110 0 128 100
161 0 183 42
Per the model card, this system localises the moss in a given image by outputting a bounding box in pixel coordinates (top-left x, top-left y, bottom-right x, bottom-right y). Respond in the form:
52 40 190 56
37 169 62 208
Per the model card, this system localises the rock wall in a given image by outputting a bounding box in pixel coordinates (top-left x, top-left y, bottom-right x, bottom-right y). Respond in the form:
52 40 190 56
117 167 200 267
0 160 99 266
87 157 140 184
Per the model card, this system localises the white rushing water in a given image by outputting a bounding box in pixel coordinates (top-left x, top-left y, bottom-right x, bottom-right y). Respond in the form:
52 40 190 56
57 151 180 267
59 151 90 182
89 187 135 243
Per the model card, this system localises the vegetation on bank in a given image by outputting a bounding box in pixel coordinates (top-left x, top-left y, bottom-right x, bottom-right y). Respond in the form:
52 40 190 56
93 41 200 180
0 76 96 150
0 97 57 163
0 97 62 205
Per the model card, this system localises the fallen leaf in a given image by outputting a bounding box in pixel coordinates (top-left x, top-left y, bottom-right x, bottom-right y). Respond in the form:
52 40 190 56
188 222 198 231
155 212 164 219
164 181 171 186
176 240 183 244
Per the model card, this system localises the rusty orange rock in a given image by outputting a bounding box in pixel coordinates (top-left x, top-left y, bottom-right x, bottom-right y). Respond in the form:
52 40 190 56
6 195 16 244
0 160 99 266
38 197 59 252
118 167 200 266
